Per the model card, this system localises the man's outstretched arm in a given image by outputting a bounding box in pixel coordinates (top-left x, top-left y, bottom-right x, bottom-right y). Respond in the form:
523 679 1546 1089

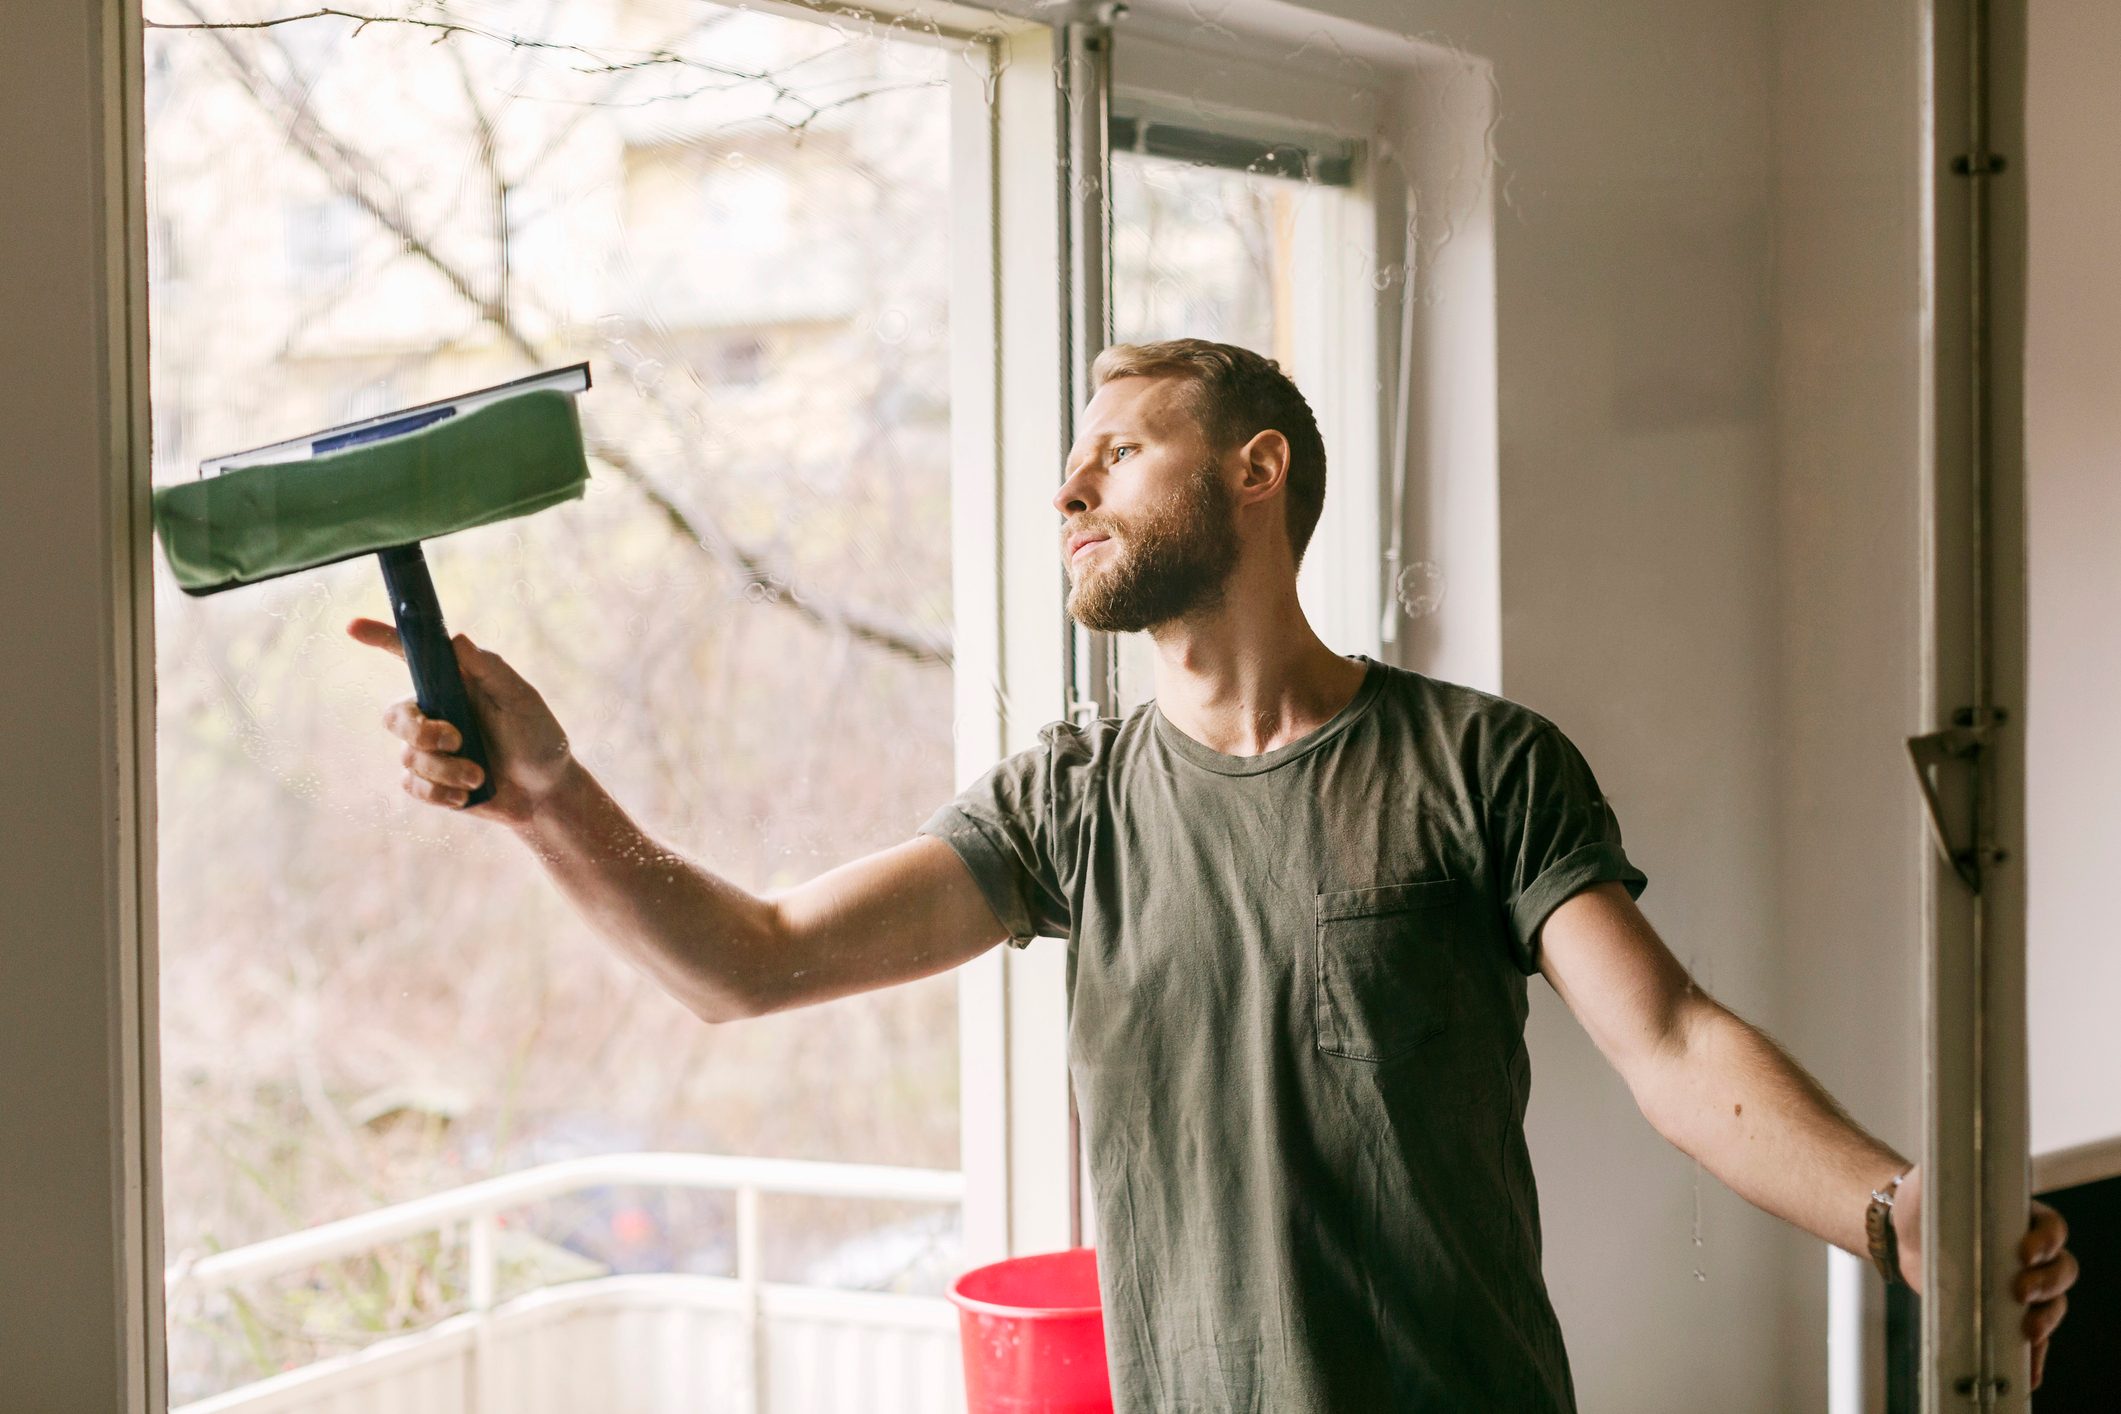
354 619 1015 1024
1537 883 2077 1387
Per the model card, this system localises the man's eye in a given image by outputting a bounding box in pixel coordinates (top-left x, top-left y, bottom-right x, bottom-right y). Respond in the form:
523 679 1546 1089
1111 445 1136 462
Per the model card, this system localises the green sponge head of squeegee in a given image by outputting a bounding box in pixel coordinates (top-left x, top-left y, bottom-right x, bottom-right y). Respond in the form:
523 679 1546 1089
152 388 590 595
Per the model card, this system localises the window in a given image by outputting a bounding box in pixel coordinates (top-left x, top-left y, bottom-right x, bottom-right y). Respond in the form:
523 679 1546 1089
1110 110 1360 372
138 0 1397 1401
143 2 1063 1403
1113 152 1291 358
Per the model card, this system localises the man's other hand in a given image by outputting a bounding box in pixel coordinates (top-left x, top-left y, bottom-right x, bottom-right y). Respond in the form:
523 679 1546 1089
1898 1167 2079 1391
2018 1197 2077 1390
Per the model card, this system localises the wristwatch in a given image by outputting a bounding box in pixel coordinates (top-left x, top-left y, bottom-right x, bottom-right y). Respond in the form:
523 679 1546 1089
1866 1167 1914 1286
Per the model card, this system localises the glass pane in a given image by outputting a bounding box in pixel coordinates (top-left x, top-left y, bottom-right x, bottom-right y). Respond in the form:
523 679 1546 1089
1112 152 1296 370
147 1 970 1400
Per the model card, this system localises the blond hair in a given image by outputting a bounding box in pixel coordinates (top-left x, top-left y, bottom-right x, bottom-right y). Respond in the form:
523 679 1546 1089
1089 338 1327 569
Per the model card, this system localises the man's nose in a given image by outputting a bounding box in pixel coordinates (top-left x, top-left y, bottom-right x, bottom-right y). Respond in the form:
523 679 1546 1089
1053 466 1096 516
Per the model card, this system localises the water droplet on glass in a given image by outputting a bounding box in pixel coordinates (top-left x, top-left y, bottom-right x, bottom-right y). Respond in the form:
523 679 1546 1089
1394 560 1445 618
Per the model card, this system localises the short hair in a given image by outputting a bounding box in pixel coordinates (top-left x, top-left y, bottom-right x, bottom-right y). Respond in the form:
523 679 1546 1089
1090 338 1328 570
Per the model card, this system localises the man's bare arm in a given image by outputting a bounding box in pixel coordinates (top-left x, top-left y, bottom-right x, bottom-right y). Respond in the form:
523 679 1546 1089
1538 882 2075 1384
354 618 1012 1023
1536 884 1904 1261
514 761 1007 1021
758 834 1012 1015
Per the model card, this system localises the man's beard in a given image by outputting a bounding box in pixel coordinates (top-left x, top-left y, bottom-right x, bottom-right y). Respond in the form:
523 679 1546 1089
1066 456 1241 634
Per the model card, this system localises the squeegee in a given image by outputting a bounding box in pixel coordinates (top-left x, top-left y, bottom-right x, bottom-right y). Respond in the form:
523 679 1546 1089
151 363 594 808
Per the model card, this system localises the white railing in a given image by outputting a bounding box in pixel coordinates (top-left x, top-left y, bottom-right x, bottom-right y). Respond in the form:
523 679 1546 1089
165 1152 967 1414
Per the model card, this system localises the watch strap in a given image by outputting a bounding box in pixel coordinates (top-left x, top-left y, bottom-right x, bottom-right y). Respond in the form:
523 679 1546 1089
1866 1168 1912 1287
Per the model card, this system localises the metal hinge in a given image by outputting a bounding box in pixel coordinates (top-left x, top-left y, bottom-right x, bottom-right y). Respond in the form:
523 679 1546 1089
1907 706 2008 892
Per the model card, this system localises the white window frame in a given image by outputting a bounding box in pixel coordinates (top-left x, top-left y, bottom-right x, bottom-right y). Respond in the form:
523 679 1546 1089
941 8 1081 1265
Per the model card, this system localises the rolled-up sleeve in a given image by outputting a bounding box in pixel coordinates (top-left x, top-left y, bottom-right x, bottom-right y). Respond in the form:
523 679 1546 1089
1488 719 1648 974
917 726 1072 948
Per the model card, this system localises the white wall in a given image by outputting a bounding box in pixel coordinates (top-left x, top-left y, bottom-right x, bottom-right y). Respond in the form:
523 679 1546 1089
1449 9 1798 1408
2026 0 2121 1160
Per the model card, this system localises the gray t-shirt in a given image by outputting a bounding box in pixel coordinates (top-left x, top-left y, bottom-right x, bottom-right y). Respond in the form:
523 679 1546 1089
918 654 1647 1413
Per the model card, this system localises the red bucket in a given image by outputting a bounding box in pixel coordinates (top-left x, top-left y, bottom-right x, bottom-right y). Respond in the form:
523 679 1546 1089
947 1246 1113 1413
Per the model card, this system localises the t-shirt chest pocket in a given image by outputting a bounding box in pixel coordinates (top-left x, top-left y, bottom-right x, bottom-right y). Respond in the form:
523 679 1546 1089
1312 877 1462 1064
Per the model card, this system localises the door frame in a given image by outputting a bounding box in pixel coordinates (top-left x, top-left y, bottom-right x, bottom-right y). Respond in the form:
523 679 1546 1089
1918 0 2031 1407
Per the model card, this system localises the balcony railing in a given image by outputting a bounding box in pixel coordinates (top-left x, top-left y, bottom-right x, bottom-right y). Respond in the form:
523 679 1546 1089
165 1152 968 1414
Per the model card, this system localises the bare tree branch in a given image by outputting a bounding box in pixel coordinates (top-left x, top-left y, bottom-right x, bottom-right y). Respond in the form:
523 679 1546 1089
589 436 953 667
146 6 765 81
169 0 951 668
147 6 939 134
444 38 510 322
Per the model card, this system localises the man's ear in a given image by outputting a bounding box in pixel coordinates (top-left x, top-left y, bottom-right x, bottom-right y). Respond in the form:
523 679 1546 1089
1236 428 1291 506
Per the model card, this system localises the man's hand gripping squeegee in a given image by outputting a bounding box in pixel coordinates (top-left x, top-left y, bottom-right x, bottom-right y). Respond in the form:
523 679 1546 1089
150 364 593 808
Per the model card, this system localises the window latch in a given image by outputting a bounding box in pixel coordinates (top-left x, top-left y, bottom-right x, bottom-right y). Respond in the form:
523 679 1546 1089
1906 707 2007 893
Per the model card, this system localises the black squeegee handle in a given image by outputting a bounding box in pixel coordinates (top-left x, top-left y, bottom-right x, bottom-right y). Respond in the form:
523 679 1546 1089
377 542 497 809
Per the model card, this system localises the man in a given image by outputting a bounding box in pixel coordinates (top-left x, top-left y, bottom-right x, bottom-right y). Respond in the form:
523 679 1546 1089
353 338 2075 1410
